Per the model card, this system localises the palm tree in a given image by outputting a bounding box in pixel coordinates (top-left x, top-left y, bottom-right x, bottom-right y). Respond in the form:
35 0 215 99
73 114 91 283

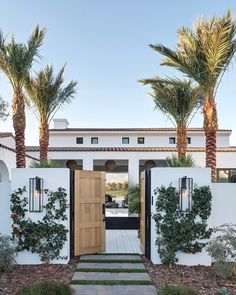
148 10 236 181
24 65 77 162
0 26 46 167
140 78 201 158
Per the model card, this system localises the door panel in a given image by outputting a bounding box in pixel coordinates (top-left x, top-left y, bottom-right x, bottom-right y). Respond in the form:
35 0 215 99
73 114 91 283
74 170 105 256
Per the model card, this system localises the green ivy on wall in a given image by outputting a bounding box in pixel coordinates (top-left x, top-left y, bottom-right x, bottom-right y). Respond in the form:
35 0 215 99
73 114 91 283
153 184 212 266
10 187 68 263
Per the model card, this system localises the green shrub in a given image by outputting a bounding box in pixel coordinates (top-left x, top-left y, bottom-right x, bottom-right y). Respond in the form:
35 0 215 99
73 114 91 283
0 234 17 272
216 287 231 295
166 154 196 167
16 281 72 295
212 262 235 279
128 185 140 214
207 224 236 263
159 284 199 295
30 160 61 168
207 224 236 278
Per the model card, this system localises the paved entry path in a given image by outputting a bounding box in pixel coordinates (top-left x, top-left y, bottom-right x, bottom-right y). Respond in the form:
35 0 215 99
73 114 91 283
70 254 157 295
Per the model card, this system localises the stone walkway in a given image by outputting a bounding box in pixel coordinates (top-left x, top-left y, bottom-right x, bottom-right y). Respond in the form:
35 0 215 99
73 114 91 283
70 254 157 295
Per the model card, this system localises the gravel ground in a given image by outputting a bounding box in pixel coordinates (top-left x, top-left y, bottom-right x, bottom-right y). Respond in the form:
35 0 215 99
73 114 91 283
0 258 78 295
143 257 236 295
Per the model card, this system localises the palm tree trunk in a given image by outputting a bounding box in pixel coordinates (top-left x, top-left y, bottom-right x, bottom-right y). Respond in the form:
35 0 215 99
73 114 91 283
177 125 187 158
39 120 49 163
12 91 26 168
203 92 218 182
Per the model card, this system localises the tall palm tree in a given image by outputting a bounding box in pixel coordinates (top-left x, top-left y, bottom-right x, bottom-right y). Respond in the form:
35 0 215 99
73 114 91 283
148 10 236 181
140 78 201 157
24 65 77 162
0 26 46 167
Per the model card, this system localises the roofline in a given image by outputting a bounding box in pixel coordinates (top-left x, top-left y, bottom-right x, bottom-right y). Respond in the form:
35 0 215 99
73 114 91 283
0 144 39 161
25 146 236 153
48 128 232 134
0 133 15 139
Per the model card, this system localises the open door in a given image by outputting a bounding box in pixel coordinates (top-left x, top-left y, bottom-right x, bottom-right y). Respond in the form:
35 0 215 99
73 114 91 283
74 170 105 256
140 170 151 258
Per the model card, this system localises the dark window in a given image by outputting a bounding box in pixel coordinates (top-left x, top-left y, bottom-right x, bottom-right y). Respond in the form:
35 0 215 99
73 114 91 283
217 169 236 183
91 137 98 144
122 137 129 144
137 137 145 144
169 137 176 144
187 137 191 144
76 137 83 144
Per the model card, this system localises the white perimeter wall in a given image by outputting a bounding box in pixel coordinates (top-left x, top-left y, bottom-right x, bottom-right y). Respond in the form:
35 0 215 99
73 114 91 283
150 168 236 266
150 168 212 266
0 182 12 236
10 168 70 264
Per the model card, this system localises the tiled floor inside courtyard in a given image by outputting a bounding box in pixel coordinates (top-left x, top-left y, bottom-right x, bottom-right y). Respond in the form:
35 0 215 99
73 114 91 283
104 230 142 254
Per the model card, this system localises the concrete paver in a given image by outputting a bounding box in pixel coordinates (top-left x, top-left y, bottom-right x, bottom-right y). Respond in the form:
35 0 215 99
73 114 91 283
73 271 150 281
76 262 145 269
70 285 157 295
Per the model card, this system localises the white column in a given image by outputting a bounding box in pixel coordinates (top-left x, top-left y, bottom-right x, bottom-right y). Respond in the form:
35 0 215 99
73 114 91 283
128 158 140 186
83 158 94 170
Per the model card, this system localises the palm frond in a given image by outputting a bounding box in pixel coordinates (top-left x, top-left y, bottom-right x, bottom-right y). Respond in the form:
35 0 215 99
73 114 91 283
150 10 236 92
140 77 201 128
166 154 197 167
24 64 78 123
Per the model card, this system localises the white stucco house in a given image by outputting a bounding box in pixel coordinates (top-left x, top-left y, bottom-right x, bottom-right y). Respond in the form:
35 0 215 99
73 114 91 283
1 118 236 184
18 118 236 185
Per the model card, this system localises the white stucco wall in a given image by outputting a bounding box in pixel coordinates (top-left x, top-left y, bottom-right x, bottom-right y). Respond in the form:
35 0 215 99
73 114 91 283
149 168 236 266
10 168 70 264
211 183 236 227
0 182 12 236
49 130 230 148
150 168 212 266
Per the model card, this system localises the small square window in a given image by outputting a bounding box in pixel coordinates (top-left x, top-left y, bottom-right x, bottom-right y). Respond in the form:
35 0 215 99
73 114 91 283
76 137 83 144
138 137 144 144
187 137 191 144
169 137 176 144
91 137 98 144
122 137 129 144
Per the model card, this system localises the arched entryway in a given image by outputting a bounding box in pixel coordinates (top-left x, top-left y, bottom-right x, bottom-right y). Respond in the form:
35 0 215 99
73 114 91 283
0 160 9 182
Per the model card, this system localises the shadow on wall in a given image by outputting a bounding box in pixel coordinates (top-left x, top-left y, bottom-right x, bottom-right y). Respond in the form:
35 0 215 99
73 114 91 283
0 160 9 182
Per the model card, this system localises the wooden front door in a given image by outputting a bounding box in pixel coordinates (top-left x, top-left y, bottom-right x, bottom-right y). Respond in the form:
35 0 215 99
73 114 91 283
140 171 145 253
74 170 105 256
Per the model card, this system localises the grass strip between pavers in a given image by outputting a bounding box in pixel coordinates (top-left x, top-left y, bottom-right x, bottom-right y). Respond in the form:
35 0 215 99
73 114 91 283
70 280 153 285
75 268 147 273
78 259 141 263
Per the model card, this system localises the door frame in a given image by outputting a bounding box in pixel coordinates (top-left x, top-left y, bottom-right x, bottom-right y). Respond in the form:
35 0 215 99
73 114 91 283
144 169 151 259
70 170 75 259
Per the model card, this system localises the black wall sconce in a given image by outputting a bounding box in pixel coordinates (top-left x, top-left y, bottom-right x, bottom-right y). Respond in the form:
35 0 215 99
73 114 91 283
179 176 193 212
29 176 43 212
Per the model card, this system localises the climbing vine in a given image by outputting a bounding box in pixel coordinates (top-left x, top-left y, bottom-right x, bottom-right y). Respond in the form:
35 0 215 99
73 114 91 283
10 187 68 263
153 185 212 266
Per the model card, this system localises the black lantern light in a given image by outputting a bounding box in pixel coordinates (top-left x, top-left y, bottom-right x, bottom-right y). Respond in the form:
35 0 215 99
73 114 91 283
179 176 193 212
29 176 43 212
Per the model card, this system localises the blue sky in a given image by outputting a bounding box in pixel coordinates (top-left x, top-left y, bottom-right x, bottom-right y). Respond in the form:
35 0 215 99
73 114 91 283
1 0 236 145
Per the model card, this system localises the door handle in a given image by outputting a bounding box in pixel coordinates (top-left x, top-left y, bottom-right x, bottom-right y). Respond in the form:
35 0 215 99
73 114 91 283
102 203 106 222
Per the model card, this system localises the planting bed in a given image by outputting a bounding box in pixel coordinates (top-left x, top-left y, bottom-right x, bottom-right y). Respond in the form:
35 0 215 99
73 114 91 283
143 256 236 295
